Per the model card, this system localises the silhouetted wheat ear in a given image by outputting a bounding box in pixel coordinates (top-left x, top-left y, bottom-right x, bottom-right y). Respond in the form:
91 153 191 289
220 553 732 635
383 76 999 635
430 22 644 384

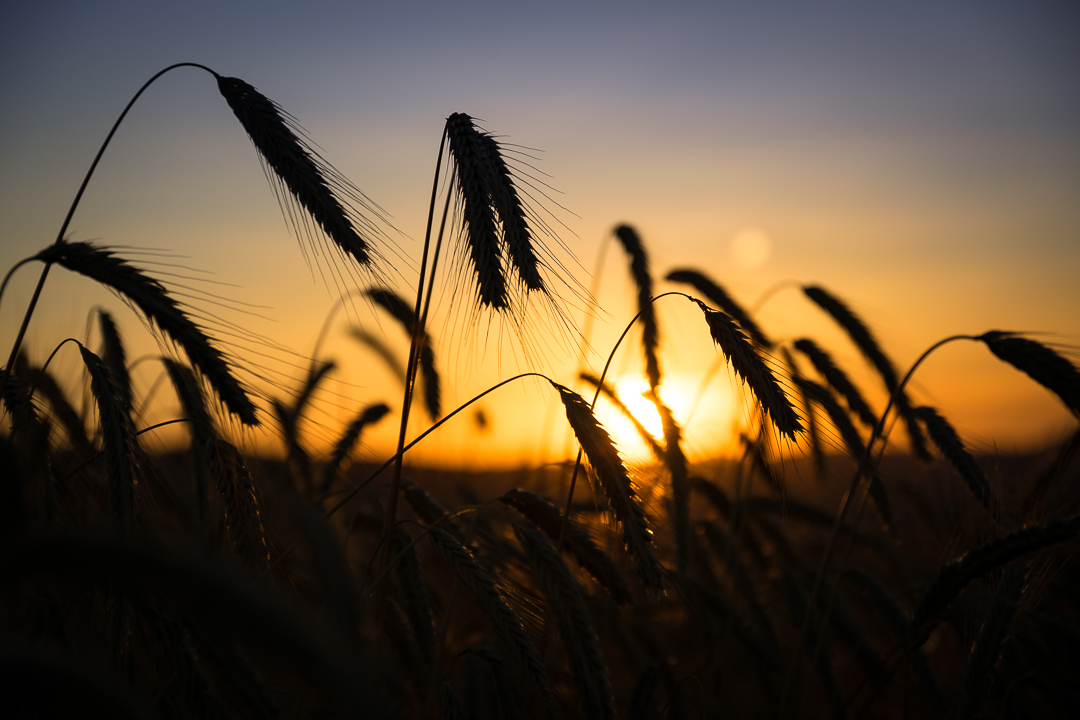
445 113 508 310
207 439 269 568
909 515 1080 644
915 406 992 509
97 311 132 413
979 332 1080 415
666 269 772 348
392 525 435 662
215 75 375 268
653 393 691 573
793 338 877 428
551 382 664 589
803 285 930 459
796 377 892 527
955 563 1027 720
499 488 633 604
613 225 661 390
514 525 616 720
163 358 217 521
442 681 464 720
403 481 466 542
22 360 89 451
426 526 552 700
78 344 138 534
692 300 802 439
38 241 258 425
776 569 844 719
365 287 441 420
478 133 545 293
1 372 40 442
322 402 389 493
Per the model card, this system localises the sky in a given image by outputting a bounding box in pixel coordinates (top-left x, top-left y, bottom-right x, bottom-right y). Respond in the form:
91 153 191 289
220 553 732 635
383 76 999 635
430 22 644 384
2 2 1078 468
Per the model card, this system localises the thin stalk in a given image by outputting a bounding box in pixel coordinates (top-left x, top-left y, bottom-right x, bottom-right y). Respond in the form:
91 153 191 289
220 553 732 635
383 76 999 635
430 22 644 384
0 63 217 409
378 129 448 592
776 334 974 719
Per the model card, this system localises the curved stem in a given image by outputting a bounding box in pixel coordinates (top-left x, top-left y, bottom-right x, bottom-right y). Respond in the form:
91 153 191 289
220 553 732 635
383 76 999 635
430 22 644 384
776 333 975 719
378 127 448 594
0 256 38 316
260 371 552 584
1 63 218 417
555 291 694 553
749 278 801 314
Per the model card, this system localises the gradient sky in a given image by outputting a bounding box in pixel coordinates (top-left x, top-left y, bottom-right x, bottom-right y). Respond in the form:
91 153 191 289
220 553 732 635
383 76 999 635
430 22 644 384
2 2 1078 467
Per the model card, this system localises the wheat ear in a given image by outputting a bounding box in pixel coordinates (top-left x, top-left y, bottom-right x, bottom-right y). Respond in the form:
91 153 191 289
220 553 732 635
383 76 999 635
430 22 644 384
215 75 379 269
978 331 1080 415
77 343 138 534
803 285 928 459
613 225 661 390
794 338 877 428
915 405 992 509
366 287 441 420
39 241 257 425
955 564 1028 720
426 526 552 700
500 488 632 604
693 300 802 439
796 377 892 528
162 358 217 520
206 439 269 569
666 268 771 347
322 403 390 493
579 372 665 462
551 382 665 589
910 516 1080 644
515 525 616 720
96 310 133 414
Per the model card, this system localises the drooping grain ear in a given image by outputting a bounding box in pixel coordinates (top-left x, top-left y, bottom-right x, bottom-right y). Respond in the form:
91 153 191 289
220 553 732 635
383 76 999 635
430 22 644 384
365 287 441 420
513 524 616 720
39 241 258 426
97 311 133 414
426 526 552 704
666 268 772 348
206 438 269 570
215 75 380 270
445 113 508 310
909 516 1080 645
914 406 992 510
550 382 665 589
613 225 661 391
499 488 633 604
163 358 218 521
322 402 390 493
77 343 139 534
692 300 802 440
979 331 1080 415
794 338 877 428
803 285 930 459
796 377 893 528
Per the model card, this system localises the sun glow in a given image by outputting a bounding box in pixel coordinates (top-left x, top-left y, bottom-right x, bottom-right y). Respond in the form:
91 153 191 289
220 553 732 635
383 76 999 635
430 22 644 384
594 374 739 462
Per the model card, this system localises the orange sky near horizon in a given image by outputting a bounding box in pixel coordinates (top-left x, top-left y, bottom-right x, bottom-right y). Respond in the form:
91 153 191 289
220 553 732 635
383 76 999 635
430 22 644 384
1 2 1077 469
